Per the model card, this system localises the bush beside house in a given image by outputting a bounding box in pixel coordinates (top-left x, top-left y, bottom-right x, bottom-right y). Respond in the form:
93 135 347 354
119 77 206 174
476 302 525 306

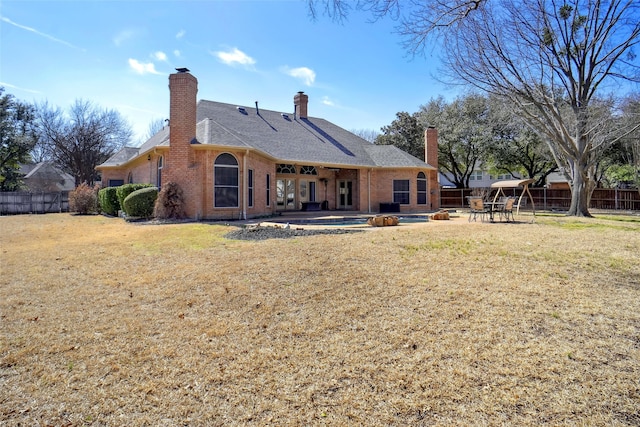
98 187 120 216
154 182 186 220
116 183 153 210
69 182 98 215
123 187 158 218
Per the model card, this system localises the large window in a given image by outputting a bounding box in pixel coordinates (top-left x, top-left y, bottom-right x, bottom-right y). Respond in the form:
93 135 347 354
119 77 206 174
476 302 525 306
248 169 254 208
156 156 164 188
469 170 483 181
157 156 164 188
417 172 427 205
393 179 410 204
214 153 239 208
266 173 271 207
490 173 511 180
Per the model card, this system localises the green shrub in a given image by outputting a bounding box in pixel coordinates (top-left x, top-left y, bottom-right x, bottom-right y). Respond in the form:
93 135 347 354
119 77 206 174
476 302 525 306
98 186 120 216
116 183 153 209
123 187 158 218
69 182 98 215
154 181 186 219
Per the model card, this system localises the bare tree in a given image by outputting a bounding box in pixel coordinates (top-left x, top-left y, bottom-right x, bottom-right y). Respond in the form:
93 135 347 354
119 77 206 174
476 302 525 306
36 100 132 186
309 0 640 216
145 118 167 142
350 128 380 143
441 0 640 215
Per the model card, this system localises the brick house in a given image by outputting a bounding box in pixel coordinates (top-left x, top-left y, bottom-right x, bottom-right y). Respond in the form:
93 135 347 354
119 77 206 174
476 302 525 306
97 69 440 220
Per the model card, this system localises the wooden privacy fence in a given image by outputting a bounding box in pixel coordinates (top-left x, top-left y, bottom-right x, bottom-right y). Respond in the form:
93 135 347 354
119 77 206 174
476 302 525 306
0 191 69 215
441 187 640 211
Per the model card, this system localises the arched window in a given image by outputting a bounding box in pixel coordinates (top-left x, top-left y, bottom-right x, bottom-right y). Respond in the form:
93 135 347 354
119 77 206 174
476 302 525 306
300 165 318 175
417 171 427 205
127 172 133 184
157 156 164 188
276 164 296 174
214 153 239 208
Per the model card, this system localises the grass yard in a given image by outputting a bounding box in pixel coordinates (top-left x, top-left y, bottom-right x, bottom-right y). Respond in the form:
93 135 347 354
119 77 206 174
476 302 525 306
1 213 639 426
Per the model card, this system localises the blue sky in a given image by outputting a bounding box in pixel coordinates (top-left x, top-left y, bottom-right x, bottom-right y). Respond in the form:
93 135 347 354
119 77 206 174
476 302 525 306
1 0 457 144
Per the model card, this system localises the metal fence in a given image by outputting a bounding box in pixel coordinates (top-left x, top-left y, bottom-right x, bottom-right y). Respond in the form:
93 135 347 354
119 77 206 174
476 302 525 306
441 187 640 211
0 191 69 215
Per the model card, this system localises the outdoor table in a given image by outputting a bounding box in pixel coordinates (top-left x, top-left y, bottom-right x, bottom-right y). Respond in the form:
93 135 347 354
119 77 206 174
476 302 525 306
484 200 506 222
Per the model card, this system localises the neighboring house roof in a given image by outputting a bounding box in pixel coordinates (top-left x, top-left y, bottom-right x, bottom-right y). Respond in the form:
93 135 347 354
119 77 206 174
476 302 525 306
19 162 75 191
98 127 169 168
99 100 435 170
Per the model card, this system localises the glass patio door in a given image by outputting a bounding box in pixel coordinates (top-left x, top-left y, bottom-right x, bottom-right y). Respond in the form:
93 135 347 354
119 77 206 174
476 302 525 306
337 180 353 210
276 179 296 210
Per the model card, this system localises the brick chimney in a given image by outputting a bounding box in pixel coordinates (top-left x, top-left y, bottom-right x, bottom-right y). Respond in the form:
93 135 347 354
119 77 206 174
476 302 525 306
169 68 198 156
425 127 438 167
425 127 440 210
294 91 308 119
166 68 199 217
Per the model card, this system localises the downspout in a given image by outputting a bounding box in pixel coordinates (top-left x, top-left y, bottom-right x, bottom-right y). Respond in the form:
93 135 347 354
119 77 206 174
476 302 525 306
242 150 249 220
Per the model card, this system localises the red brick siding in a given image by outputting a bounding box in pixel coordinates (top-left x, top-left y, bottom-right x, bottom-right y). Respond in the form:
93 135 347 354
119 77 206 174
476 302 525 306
373 169 437 212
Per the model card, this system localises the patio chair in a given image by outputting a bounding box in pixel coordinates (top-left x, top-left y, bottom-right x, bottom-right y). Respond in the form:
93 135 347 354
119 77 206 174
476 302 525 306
468 197 489 222
500 197 516 222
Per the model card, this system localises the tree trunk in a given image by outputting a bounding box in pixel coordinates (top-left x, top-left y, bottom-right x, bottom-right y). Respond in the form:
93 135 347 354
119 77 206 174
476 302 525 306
567 163 592 217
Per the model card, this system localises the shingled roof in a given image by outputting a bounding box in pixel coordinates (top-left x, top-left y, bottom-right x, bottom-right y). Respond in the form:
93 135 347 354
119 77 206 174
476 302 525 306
99 99 435 170
195 100 433 169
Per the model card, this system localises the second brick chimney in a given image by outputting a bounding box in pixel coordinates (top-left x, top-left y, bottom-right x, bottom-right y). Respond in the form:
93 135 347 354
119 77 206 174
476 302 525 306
294 91 308 119
166 68 199 217
425 126 440 210
425 127 438 168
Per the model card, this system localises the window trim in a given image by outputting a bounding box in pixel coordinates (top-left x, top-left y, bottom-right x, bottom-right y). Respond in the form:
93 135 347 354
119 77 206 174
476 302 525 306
214 153 239 208
417 172 427 205
393 179 410 205
157 156 164 188
266 173 271 207
248 169 254 208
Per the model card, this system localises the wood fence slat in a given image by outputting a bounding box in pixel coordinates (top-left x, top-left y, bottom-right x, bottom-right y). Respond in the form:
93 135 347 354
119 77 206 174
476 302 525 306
441 188 640 211
0 191 69 215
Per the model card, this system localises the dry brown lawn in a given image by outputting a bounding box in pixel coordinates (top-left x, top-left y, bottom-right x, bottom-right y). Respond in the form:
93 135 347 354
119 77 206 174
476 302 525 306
1 212 639 426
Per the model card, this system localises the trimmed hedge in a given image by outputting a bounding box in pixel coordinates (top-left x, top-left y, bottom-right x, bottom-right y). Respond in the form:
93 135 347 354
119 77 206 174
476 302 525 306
116 183 153 210
123 187 158 218
98 186 120 216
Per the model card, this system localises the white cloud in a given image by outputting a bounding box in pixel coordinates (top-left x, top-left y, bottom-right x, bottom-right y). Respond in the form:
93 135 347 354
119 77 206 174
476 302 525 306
173 50 181 58
128 59 161 75
282 66 316 86
153 51 168 62
176 29 186 39
0 81 42 94
1 16 83 50
113 29 136 46
321 96 335 106
213 48 256 67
